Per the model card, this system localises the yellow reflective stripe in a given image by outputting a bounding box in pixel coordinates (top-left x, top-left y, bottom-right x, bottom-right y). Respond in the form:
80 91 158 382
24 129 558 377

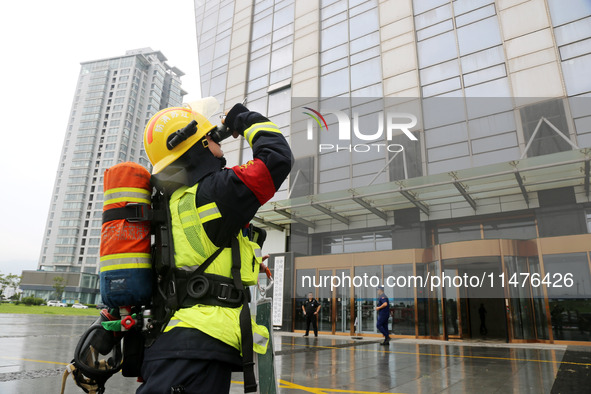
244 122 281 146
104 187 151 196
100 263 151 272
100 253 151 261
100 253 151 272
179 210 194 220
200 212 221 223
103 191 150 202
179 210 198 227
196 202 216 213
197 202 221 223
104 196 151 206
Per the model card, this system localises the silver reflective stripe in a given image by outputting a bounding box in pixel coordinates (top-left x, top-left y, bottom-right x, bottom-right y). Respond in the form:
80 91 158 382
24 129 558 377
167 319 181 329
176 265 199 272
103 191 150 201
244 124 280 143
254 248 262 258
100 256 150 268
253 332 268 348
197 206 220 220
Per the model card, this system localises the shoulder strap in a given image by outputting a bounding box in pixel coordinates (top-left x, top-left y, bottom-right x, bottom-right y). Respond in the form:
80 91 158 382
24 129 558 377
193 245 226 276
231 237 257 393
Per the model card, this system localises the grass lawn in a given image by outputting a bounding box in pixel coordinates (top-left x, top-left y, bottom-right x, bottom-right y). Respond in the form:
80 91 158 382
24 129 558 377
0 303 99 316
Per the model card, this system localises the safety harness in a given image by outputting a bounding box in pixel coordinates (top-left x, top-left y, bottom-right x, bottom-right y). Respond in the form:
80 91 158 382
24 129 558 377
147 188 258 392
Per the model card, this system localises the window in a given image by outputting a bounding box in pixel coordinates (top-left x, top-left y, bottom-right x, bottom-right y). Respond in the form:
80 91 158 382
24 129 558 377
520 99 572 157
544 253 591 342
321 231 392 255
321 68 349 96
350 57 381 91
436 222 481 243
349 8 379 40
417 31 457 68
561 53 591 96
483 217 537 239
321 21 348 51
457 17 502 56
547 0 591 26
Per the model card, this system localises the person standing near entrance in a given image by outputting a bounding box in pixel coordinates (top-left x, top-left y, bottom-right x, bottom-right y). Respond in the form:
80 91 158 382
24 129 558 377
375 286 390 345
302 292 321 337
479 303 488 335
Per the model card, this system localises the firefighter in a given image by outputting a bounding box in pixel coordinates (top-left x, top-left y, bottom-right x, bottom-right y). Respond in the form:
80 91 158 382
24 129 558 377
139 102 292 393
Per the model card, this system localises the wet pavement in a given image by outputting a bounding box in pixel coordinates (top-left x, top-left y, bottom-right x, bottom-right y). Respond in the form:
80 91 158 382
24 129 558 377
1 314 590 393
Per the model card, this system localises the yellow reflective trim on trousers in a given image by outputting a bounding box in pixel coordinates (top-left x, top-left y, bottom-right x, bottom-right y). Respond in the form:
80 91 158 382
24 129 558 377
104 196 151 206
244 122 281 146
104 187 151 196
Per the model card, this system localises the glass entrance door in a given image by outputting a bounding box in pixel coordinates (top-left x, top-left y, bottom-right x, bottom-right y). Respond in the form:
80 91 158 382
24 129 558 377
444 268 462 338
354 265 382 334
315 268 352 334
335 269 351 333
318 270 332 333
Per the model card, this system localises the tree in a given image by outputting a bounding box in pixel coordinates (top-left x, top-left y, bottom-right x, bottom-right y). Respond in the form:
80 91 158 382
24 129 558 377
5 274 21 300
53 276 66 300
0 274 7 299
0 273 22 300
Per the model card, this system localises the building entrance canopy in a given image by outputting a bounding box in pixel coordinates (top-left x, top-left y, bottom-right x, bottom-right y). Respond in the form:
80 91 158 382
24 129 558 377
255 149 591 230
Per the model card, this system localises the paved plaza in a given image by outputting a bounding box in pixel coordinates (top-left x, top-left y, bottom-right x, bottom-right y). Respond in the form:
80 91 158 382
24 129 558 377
1 314 590 393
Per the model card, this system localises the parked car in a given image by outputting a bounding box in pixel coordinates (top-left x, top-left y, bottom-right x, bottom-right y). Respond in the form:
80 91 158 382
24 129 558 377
72 303 89 309
95 303 108 310
47 300 66 307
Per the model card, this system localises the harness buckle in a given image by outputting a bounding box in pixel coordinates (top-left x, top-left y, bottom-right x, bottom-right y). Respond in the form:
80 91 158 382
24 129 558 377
217 283 243 304
217 283 230 300
125 204 151 223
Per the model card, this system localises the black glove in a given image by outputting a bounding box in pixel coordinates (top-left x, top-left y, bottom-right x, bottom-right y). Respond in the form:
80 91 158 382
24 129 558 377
224 103 249 136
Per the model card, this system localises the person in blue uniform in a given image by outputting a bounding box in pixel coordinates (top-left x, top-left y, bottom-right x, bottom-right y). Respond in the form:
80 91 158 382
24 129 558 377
375 286 390 345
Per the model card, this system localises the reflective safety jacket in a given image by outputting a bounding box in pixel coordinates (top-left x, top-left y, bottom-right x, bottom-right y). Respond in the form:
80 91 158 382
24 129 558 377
161 111 292 355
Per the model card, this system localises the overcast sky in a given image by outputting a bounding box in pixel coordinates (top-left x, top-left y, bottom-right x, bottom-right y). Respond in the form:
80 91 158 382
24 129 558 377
0 0 201 275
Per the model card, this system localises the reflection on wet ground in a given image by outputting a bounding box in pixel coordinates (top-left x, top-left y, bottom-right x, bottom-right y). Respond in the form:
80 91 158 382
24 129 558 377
1 314 590 393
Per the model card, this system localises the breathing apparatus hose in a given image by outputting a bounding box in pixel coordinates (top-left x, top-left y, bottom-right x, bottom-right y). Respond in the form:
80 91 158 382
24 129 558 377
61 311 123 394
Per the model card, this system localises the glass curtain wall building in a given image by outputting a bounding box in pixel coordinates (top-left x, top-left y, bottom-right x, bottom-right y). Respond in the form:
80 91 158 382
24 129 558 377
194 0 591 344
29 48 186 303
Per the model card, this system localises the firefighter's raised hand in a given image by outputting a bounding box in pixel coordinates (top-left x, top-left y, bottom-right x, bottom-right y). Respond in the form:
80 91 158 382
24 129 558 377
221 110 240 139
223 103 250 138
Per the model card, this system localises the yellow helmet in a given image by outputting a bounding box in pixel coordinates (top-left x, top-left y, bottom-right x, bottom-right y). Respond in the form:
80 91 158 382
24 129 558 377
143 107 215 174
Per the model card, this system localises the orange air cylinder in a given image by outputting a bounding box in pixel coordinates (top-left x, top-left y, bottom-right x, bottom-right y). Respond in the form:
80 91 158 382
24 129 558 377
99 162 152 308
